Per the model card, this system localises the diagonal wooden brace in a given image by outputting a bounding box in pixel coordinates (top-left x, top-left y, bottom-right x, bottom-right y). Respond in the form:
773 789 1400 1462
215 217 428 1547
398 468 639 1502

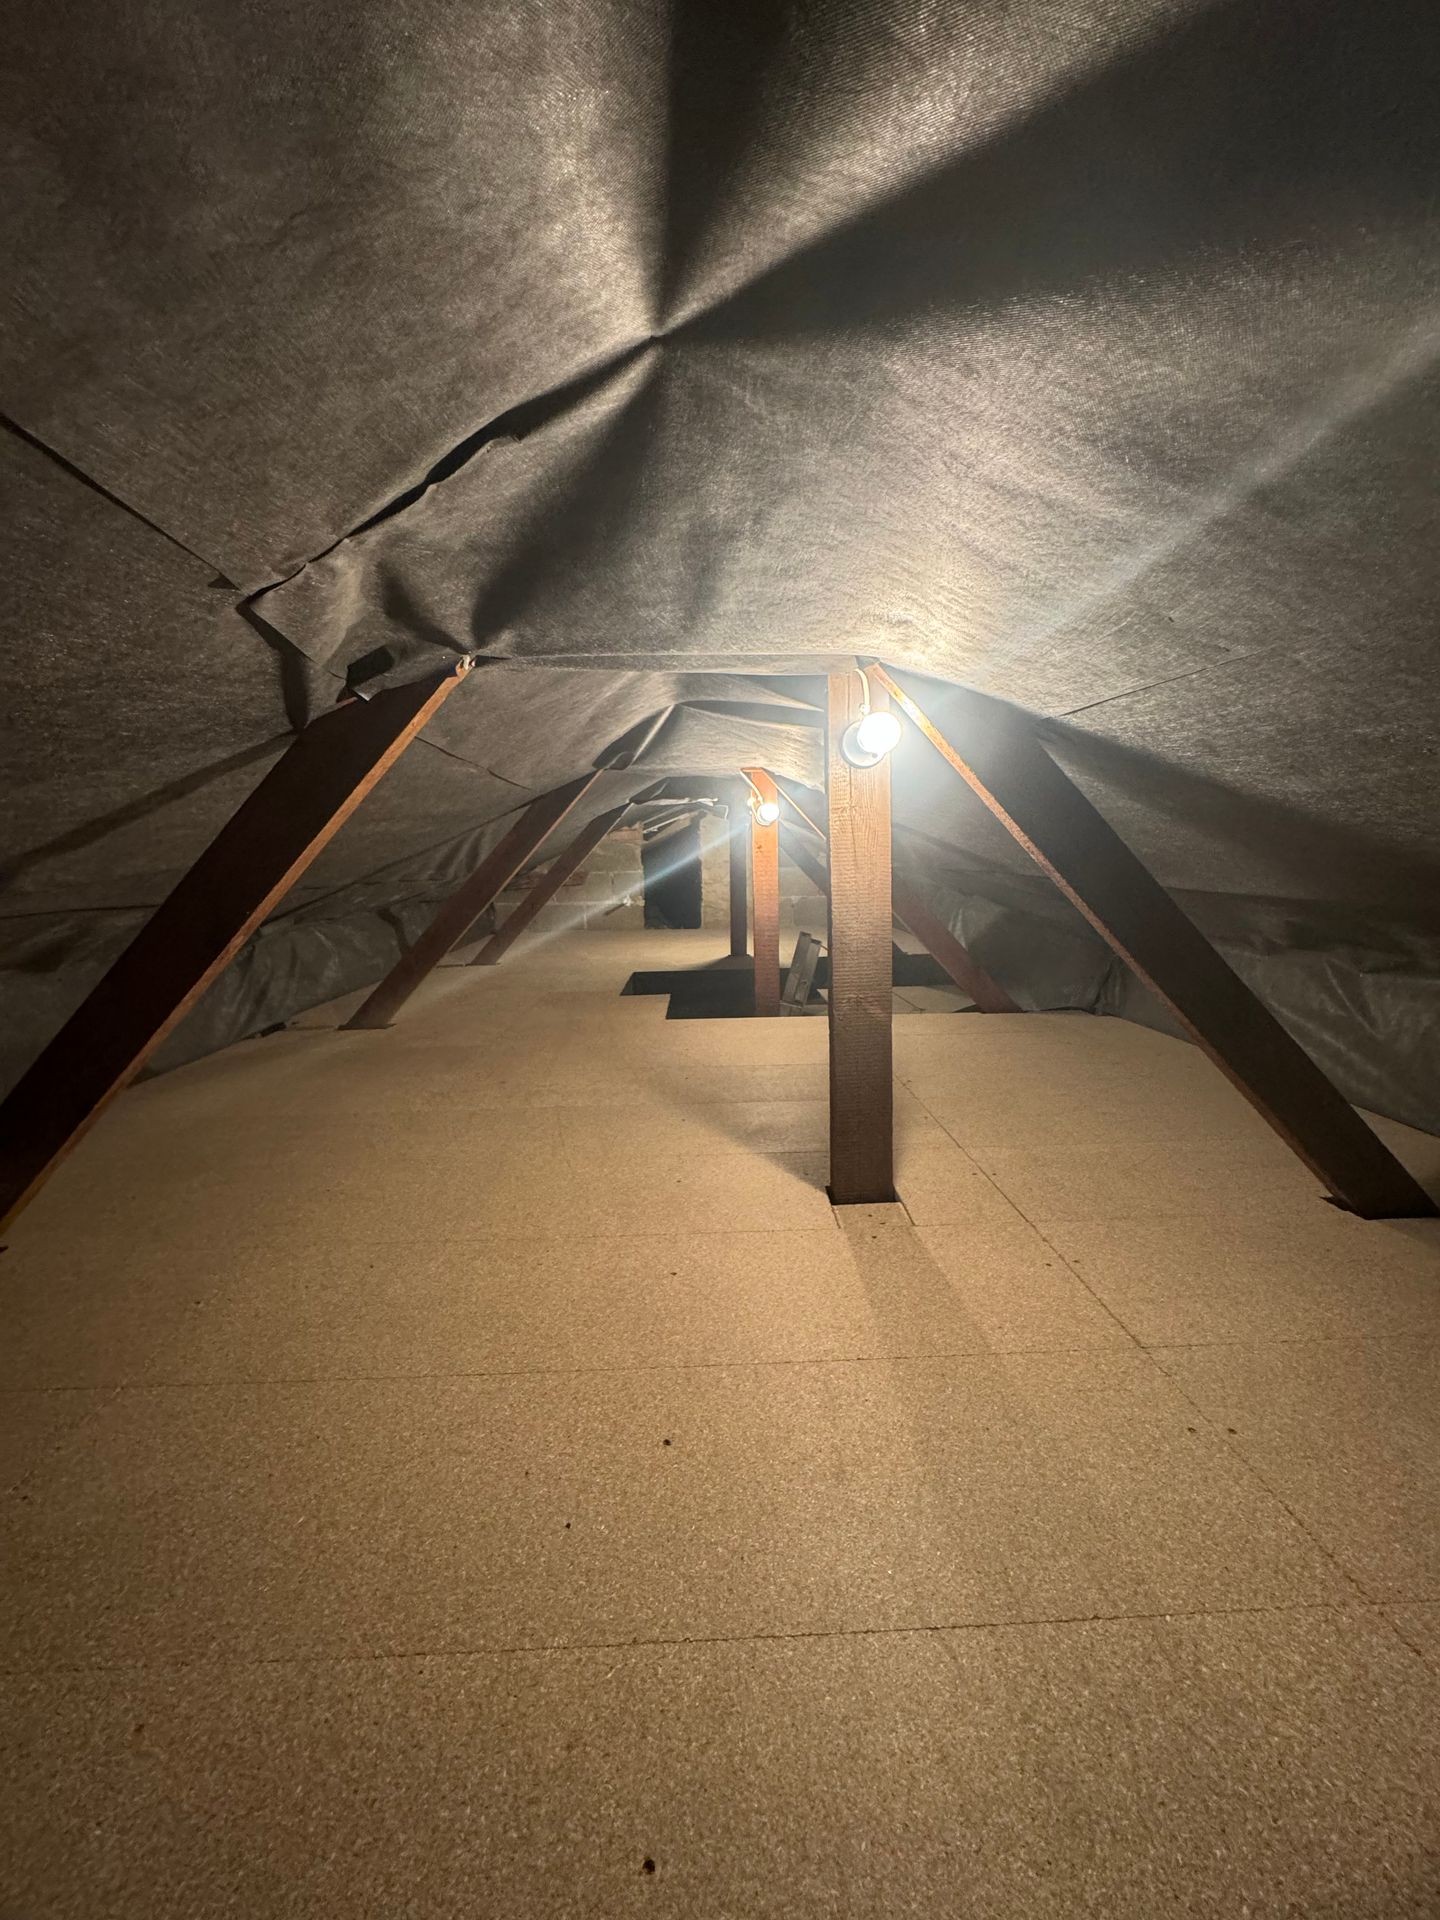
469 803 630 967
869 663 1436 1220
776 786 1018 1013
0 661 472 1231
343 773 602 1029
779 823 831 899
889 881 1020 1014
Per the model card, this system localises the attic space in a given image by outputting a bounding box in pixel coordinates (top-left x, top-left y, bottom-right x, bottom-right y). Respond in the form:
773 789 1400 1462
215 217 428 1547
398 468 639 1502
3 1 1439 1914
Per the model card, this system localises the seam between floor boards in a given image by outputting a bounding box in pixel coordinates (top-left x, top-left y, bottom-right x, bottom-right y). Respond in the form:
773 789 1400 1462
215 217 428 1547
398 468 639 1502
1144 1346 1380 1608
0 1598 1388 1682
0 1343 1196 1393
908 1150 1392 1614
5 1331 1435 1402
10 1327 1434 1392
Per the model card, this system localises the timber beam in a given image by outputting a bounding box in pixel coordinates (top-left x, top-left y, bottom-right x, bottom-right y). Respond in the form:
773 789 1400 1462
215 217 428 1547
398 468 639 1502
470 804 630 966
777 787 1018 1013
869 663 1436 1221
744 767 781 1016
0 661 472 1231
728 784 749 958
890 878 1019 1014
824 674 896 1204
343 772 602 1028
780 824 831 900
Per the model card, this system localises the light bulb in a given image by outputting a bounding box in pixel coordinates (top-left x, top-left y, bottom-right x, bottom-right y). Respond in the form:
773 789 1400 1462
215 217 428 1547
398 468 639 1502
839 707 902 767
753 798 780 826
854 709 901 757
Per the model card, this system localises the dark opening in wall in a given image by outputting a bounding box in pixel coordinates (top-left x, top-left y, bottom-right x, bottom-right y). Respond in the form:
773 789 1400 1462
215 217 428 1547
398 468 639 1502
642 821 703 928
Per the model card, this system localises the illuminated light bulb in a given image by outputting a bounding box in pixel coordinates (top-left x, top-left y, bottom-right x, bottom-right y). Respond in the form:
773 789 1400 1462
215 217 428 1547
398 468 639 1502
839 707 902 768
753 798 780 826
854 709 901 758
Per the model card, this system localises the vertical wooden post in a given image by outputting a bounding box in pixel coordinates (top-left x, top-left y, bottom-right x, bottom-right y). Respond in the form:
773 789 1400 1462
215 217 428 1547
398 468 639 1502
825 674 895 1204
0 662 472 1231
728 788 749 959
776 785 1017 1013
745 768 781 1016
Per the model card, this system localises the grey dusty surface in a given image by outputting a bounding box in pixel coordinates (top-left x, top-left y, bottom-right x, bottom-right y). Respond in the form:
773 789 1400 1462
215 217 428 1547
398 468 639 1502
2 928 1439 1917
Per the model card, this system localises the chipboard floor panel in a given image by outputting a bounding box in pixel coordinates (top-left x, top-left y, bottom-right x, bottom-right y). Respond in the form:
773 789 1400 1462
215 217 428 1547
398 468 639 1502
3 928 1438 1917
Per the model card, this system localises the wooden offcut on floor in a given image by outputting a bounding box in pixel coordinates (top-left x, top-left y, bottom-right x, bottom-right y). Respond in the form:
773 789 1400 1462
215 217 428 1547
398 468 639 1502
3 928 1439 1916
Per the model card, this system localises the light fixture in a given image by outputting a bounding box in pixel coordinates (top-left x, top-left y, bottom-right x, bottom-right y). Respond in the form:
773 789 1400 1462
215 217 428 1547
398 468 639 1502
740 769 781 826
839 667 903 768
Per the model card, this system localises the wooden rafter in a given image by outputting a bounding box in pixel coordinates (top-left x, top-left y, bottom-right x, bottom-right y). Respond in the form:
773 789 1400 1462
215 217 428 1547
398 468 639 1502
869 662 1436 1220
0 662 472 1231
343 772 602 1029
469 803 630 967
889 880 1019 1014
776 786 1018 1013
779 824 831 899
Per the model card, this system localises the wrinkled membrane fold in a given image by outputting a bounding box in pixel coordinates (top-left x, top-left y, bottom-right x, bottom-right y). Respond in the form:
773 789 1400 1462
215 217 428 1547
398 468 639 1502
2 0 1437 1127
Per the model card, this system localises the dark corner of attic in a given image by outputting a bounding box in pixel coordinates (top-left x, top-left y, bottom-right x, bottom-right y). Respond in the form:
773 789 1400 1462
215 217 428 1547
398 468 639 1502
2 2 1439 1914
